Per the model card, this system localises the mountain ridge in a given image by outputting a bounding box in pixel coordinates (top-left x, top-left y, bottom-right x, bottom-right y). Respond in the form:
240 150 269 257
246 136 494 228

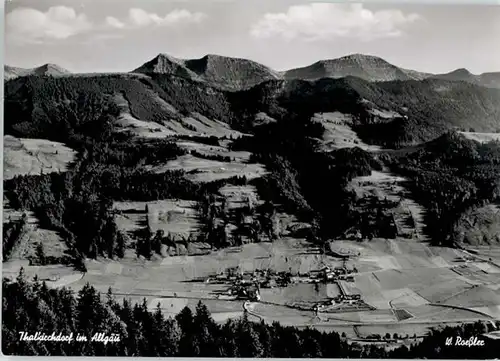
6 53 500 90
5 68 500 149
133 52 500 90
283 54 427 82
132 53 282 91
4 64 70 81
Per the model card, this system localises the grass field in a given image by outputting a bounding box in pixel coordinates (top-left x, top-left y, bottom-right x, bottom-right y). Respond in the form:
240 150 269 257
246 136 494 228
113 199 201 240
329 238 500 324
3 205 67 261
260 283 329 306
356 324 431 338
3 231 497 335
311 112 383 152
459 132 500 144
177 141 252 163
349 170 429 241
149 154 267 183
3 172 498 339
4 135 76 180
113 93 243 139
218 185 263 209
367 108 402 120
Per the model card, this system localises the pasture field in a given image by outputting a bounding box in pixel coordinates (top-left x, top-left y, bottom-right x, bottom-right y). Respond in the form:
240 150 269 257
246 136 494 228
394 309 414 321
3 204 37 224
358 310 398 323
149 154 267 183
471 305 500 319
3 231 498 335
2 262 80 285
317 310 397 324
442 286 500 308
4 135 76 180
388 289 429 309
355 324 432 338
349 170 429 241
309 325 358 338
402 304 489 323
250 302 317 326
113 199 201 240
253 112 278 127
2 206 67 261
310 112 382 152
274 212 312 237
218 185 263 211
177 141 251 162
4 198 498 340
466 245 500 264
452 264 500 284
113 92 175 138
182 113 245 138
473 261 500 273
367 108 402 119
459 131 500 143
332 238 500 324
146 297 245 322
113 93 242 139
260 283 329 306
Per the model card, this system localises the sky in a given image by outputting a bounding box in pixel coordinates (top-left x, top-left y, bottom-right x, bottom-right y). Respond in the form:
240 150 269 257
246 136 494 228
4 0 500 74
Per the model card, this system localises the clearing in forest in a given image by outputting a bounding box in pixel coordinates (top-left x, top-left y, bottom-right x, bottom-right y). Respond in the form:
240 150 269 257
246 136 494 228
3 135 76 180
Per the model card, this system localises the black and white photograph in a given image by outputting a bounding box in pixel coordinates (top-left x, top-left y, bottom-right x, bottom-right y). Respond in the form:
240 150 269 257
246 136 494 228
2 0 500 357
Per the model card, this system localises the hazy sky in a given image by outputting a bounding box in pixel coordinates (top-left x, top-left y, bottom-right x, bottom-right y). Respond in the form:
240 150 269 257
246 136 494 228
4 0 500 74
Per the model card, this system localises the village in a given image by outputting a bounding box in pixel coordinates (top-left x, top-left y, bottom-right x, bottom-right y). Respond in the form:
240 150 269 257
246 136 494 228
198 256 372 313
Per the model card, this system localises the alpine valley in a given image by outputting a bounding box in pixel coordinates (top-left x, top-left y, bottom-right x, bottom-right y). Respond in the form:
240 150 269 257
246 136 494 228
3 52 500 357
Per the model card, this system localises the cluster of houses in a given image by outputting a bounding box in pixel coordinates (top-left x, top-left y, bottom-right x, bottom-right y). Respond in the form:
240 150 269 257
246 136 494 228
315 293 364 312
333 293 362 303
316 265 357 282
232 283 261 301
209 267 295 302
206 263 360 303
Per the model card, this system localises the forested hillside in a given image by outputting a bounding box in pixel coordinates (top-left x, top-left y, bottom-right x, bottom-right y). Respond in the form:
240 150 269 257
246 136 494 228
388 132 500 245
4 72 500 263
6 73 500 148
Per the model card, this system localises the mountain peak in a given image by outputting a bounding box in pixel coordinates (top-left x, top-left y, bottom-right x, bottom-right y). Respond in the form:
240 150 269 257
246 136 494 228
285 53 412 82
336 53 386 62
432 67 479 83
155 53 184 64
133 53 280 91
202 53 232 61
35 63 70 75
449 68 473 76
133 53 192 78
4 63 69 81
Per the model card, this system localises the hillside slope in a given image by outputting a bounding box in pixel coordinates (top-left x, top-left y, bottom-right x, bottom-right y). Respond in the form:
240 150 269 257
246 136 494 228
480 72 500 89
431 68 500 89
4 73 241 142
345 77 500 146
244 76 500 147
5 71 500 149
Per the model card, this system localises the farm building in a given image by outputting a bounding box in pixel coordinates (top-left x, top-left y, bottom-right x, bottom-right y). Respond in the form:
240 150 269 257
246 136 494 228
235 284 261 301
